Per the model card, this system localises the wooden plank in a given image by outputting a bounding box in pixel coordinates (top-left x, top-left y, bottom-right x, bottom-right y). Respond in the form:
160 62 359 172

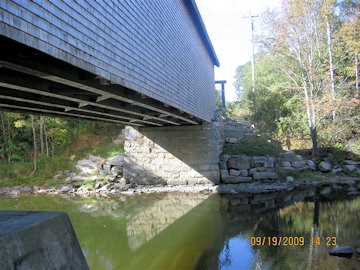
0 92 163 126
0 59 199 124
0 74 174 126
0 103 143 126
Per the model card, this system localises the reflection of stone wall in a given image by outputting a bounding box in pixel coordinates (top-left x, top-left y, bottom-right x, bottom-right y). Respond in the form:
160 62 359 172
126 193 209 250
124 122 223 185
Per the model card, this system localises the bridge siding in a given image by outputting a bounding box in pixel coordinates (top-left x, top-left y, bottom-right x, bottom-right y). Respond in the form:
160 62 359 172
0 0 216 122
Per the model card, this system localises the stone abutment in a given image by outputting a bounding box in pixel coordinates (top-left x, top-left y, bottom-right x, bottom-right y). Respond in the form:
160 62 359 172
123 122 224 185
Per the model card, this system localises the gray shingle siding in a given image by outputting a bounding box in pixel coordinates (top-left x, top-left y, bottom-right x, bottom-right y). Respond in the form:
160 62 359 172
0 0 216 122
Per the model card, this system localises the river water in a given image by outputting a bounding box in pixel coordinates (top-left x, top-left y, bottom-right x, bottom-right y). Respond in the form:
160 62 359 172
0 188 359 270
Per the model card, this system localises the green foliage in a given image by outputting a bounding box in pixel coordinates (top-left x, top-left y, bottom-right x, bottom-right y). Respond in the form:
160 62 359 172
0 111 123 187
232 1 360 156
223 136 284 156
215 88 222 112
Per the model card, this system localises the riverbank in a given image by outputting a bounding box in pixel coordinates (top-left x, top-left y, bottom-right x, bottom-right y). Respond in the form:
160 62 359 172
1 175 359 197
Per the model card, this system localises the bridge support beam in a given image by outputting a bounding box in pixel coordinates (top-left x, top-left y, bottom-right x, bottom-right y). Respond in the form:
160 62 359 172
123 122 224 185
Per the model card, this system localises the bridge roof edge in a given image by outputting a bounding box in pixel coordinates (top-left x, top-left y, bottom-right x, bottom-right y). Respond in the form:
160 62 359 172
185 0 220 67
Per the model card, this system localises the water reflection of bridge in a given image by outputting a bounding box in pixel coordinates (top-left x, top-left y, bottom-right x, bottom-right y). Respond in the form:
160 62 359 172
60 186 358 269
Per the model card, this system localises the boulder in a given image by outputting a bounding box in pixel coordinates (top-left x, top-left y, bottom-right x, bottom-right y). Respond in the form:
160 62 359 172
306 160 316 170
286 176 294 183
0 187 11 194
76 159 101 174
53 174 63 180
60 186 70 193
89 155 107 165
71 174 90 182
282 161 292 167
318 161 331 172
105 175 117 182
331 167 343 174
252 172 278 180
111 166 123 174
320 186 332 195
329 246 353 258
20 186 32 193
343 165 357 174
344 160 360 165
105 155 124 166
227 157 250 170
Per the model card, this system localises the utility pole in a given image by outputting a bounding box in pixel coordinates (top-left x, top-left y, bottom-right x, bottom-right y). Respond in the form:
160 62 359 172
215 80 227 116
243 11 258 113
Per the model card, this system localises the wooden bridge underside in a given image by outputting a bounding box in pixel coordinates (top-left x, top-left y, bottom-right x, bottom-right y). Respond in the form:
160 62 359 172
0 37 202 127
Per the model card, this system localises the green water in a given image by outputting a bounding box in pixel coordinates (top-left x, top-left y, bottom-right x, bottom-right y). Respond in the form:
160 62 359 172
0 191 359 270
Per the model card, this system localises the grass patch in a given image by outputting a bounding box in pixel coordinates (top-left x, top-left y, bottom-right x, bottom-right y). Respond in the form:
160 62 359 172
223 136 284 156
0 155 71 188
91 143 124 158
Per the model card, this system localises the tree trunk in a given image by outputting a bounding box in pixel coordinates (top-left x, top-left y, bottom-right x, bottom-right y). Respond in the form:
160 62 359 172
301 66 317 157
44 119 49 157
29 115 37 177
0 111 10 162
51 137 54 157
356 53 359 98
326 19 336 120
39 116 44 154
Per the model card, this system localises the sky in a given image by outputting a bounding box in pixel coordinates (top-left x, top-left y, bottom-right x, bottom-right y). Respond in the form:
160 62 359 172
195 0 281 101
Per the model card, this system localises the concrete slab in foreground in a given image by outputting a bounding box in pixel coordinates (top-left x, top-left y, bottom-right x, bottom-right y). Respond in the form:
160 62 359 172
0 211 88 270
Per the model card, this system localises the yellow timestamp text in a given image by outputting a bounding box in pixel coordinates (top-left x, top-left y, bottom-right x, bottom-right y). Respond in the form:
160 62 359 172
311 237 336 246
250 236 305 246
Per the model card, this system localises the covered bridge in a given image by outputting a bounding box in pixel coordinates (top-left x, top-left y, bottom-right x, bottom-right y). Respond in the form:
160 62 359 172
0 0 219 127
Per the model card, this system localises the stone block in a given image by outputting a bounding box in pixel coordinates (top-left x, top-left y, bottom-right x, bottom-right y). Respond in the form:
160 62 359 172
0 211 88 269
249 168 258 176
220 170 229 176
251 160 265 168
239 170 248 177
221 176 252 184
220 161 227 170
229 169 240 176
278 167 295 175
292 161 306 168
228 157 250 170
252 172 278 180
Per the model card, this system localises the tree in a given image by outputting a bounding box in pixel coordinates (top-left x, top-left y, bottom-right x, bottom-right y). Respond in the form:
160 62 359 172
261 0 329 156
29 115 37 177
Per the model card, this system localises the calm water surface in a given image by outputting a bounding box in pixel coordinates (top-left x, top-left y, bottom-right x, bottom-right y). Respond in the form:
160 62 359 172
0 189 358 270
